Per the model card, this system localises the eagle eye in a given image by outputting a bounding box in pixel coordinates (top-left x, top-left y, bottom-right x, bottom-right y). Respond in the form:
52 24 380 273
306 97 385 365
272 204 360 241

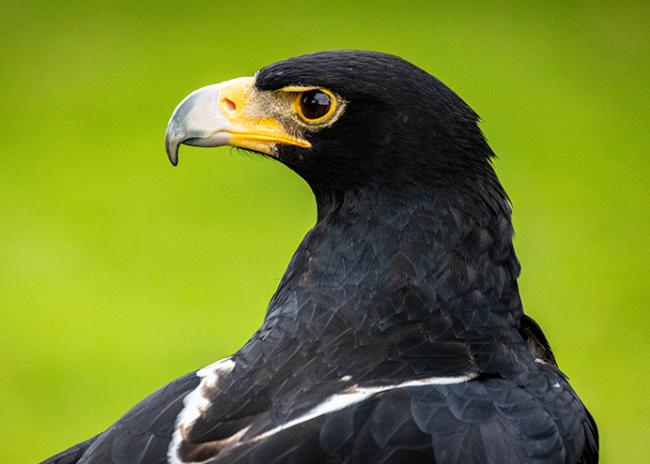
295 89 336 123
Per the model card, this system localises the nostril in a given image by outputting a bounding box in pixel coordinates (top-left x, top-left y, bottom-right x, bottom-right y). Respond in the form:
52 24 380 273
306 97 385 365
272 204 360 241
222 98 237 113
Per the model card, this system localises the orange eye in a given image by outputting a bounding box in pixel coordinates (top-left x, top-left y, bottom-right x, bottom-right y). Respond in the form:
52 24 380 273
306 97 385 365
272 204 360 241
294 89 337 123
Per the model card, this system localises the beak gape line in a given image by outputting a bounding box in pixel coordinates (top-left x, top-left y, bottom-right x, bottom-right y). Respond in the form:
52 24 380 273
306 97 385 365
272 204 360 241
165 77 310 166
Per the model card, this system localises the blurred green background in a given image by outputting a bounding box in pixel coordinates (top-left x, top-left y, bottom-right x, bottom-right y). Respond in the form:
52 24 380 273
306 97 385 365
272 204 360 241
1 1 648 462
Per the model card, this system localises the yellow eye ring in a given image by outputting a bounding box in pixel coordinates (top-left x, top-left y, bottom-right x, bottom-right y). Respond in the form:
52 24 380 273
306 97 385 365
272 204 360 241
293 88 338 124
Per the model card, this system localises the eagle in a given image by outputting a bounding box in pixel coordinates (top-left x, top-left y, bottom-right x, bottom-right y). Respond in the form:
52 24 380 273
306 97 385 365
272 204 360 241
43 50 598 464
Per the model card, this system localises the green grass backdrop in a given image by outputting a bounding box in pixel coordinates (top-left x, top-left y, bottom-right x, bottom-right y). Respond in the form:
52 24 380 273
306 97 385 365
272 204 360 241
1 1 648 462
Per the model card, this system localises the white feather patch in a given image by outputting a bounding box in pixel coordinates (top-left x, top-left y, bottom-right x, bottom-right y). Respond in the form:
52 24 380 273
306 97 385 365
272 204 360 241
168 357 235 464
246 374 477 444
169 366 475 462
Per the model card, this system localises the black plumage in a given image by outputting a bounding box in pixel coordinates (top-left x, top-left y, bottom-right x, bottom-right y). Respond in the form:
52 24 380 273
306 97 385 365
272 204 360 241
43 51 597 464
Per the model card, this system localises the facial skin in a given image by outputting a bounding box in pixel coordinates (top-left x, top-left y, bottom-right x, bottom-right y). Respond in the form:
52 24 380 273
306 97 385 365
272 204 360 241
166 51 500 206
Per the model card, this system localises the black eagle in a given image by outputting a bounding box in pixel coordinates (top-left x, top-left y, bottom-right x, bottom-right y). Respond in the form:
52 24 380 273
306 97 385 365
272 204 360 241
43 51 598 464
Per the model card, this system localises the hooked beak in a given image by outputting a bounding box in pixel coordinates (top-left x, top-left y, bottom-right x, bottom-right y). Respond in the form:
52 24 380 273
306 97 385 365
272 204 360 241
164 77 311 166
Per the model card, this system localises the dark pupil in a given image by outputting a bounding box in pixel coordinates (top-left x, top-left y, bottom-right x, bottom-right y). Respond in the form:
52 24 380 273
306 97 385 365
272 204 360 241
300 90 331 120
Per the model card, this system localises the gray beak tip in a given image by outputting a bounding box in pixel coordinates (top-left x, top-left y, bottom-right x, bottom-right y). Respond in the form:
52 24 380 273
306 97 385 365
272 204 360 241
165 82 232 167
168 146 179 166
165 134 180 166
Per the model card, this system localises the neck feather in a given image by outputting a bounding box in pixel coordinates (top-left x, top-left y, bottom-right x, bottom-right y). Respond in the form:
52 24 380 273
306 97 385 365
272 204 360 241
267 179 523 337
